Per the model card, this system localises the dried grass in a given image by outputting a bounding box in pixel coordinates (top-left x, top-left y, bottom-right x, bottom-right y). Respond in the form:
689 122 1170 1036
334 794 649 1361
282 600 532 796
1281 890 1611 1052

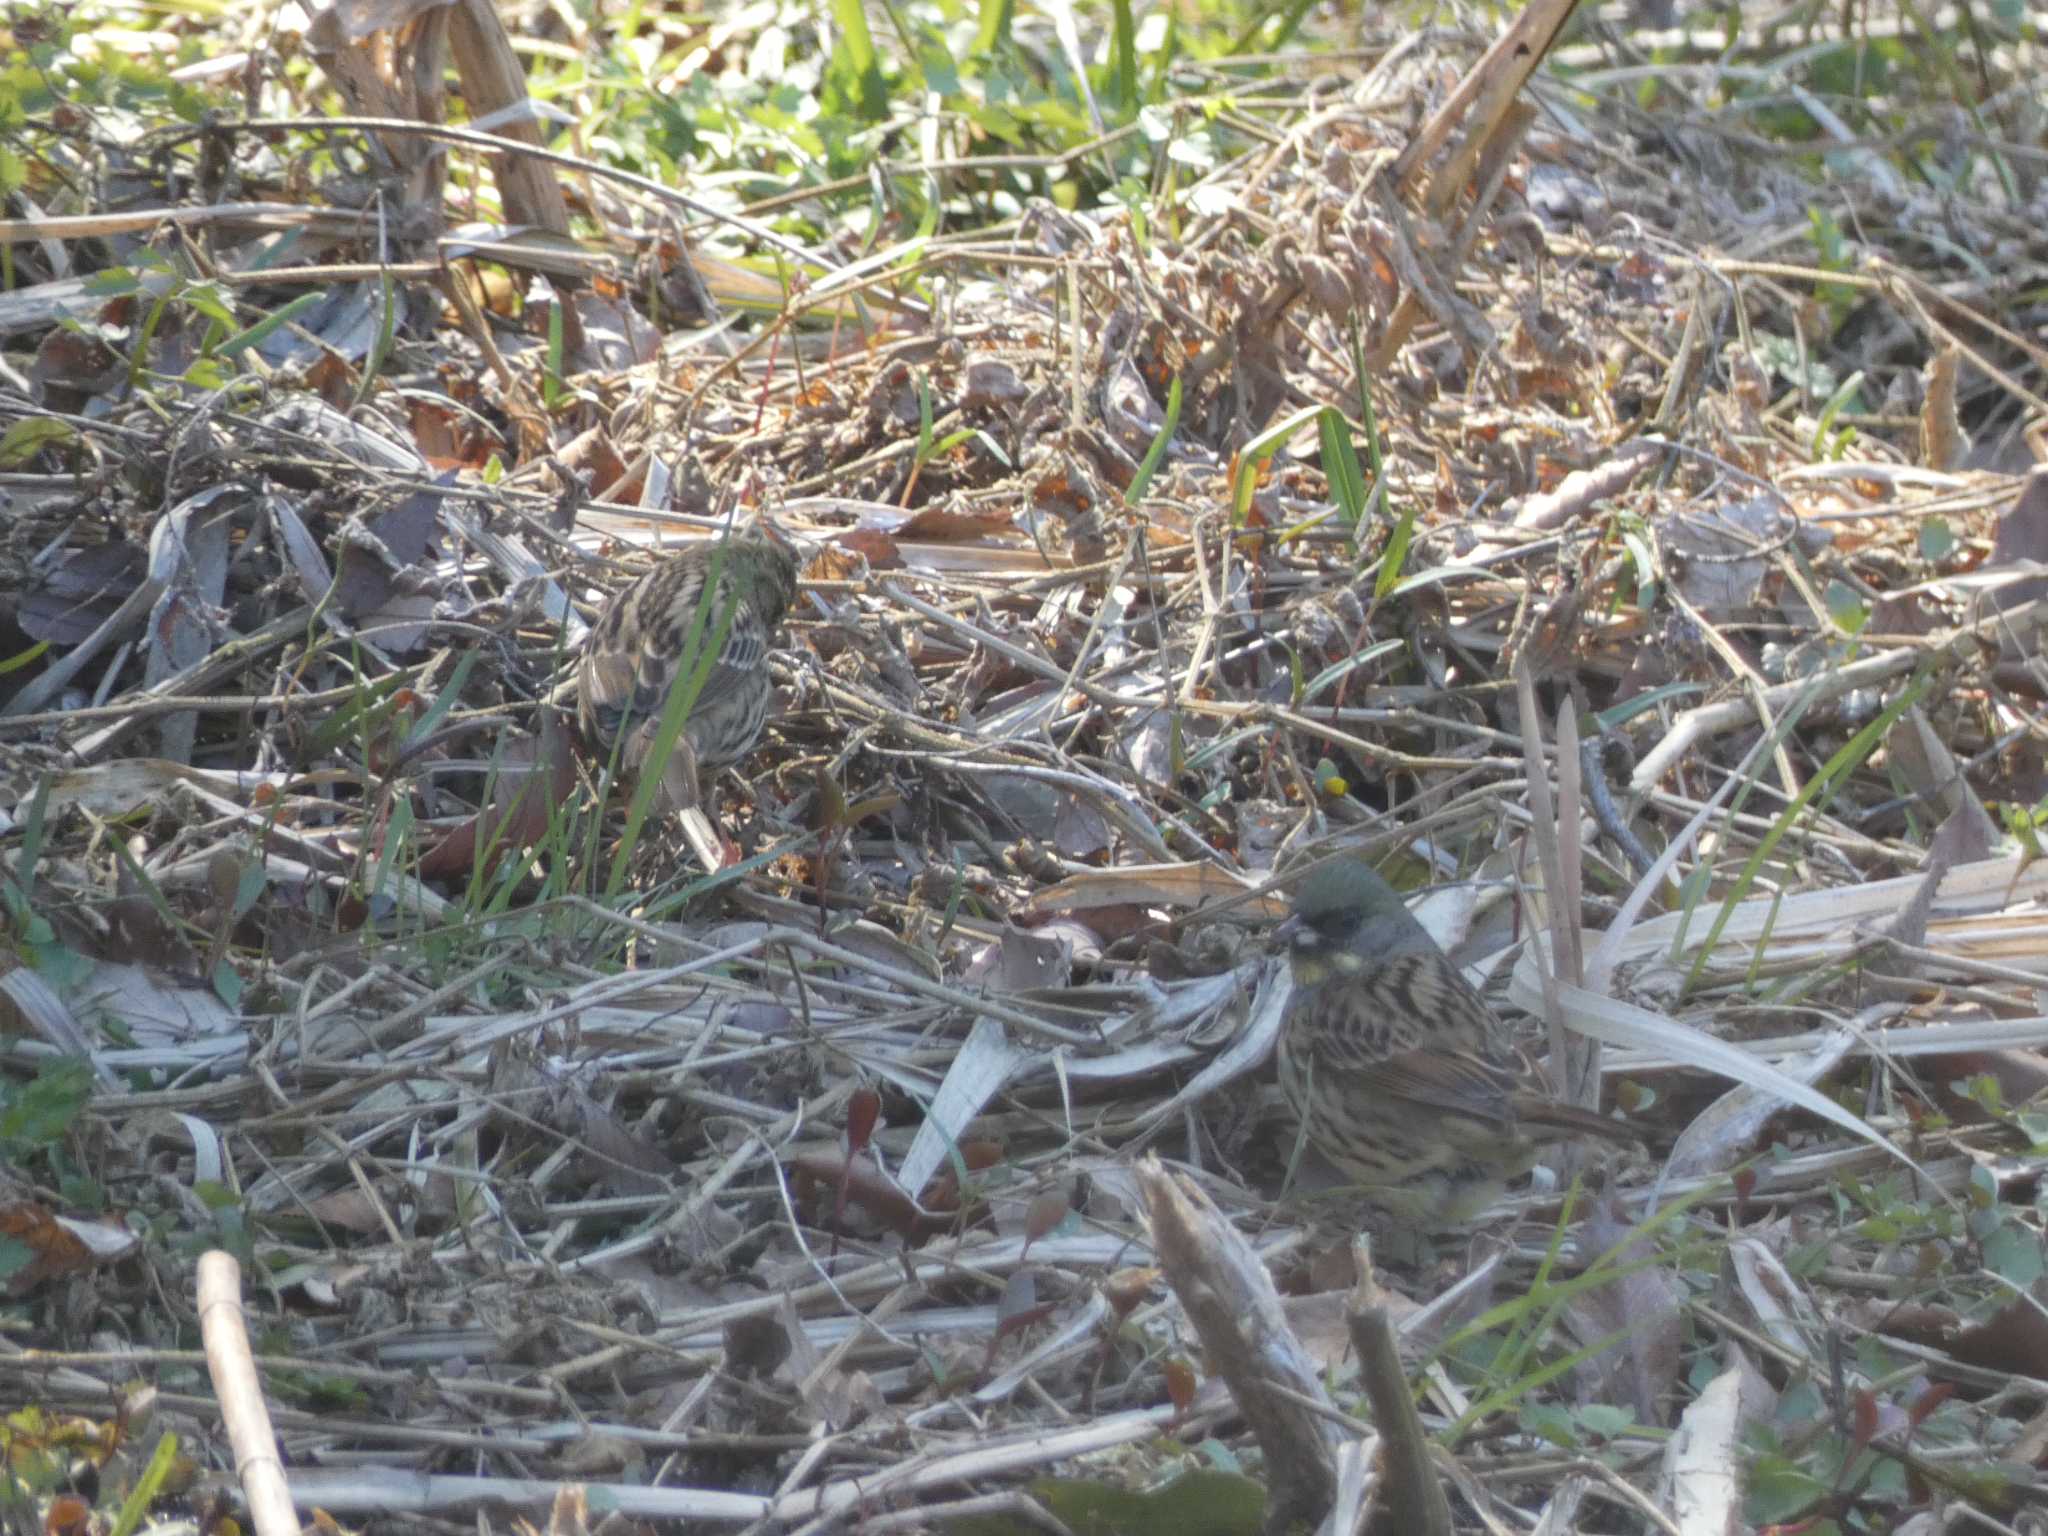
2 1 2047 1530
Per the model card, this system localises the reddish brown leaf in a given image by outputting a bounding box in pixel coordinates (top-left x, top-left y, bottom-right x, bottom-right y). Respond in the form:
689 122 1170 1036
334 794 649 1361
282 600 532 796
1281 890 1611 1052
960 1140 1004 1172
409 397 491 471
305 351 356 407
920 1139 1005 1208
846 1087 882 1156
1906 1379 1955 1431
895 505 1015 542
1851 1388 1879 1454
1872 1302 1960 1353
1104 1266 1160 1320
787 1149 936 1241
29 327 121 415
0 1203 95 1295
820 529 901 575
309 1186 403 1234
1021 1187 1070 1256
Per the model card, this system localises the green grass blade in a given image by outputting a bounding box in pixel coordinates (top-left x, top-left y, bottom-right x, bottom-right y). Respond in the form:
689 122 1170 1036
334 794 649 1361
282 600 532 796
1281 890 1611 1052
1686 668 1932 991
1125 373 1182 504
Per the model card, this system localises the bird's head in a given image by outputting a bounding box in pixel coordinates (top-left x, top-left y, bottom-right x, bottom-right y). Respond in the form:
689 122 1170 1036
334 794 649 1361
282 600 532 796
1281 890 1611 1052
1273 856 1429 980
728 531 802 621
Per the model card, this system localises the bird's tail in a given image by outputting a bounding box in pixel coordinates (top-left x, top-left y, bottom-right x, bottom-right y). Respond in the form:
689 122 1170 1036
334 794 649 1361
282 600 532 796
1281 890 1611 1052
1512 1095 1639 1144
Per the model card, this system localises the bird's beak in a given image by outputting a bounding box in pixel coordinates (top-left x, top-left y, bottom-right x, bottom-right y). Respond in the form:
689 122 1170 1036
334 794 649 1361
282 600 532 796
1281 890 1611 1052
1272 914 1303 950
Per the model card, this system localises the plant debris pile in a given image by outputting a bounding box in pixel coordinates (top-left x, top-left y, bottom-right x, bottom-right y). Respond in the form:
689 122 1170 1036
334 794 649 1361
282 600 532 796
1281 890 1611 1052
1 2 2047 1531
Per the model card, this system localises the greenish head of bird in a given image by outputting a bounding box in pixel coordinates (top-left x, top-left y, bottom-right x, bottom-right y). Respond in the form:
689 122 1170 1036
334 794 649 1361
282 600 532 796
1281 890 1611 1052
1273 855 1433 982
728 534 801 621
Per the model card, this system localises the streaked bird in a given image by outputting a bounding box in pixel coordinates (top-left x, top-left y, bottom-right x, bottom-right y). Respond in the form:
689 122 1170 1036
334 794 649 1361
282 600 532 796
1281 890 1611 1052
1275 855 1632 1225
576 532 798 867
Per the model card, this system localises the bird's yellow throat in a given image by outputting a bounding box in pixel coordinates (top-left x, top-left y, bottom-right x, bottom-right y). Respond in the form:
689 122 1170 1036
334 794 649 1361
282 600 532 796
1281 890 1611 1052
1289 949 1366 987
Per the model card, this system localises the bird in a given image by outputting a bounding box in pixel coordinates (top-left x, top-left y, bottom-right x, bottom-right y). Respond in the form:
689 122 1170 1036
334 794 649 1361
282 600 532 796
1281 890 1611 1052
1274 855 1634 1226
576 531 799 868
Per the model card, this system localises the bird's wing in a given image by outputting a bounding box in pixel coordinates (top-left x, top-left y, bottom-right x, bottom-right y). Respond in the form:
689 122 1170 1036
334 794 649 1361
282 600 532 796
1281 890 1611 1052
1286 950 1504 1069
1368 950 1516 1060
1367 1046 1521 1127
646 561 777 712
1287 957 1500 1094
1288 944 1593 1130
1370 954 1633 1141
576 632 647 756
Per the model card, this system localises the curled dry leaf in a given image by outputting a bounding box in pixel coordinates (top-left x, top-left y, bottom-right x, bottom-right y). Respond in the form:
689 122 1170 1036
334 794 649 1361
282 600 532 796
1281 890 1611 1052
819 528 899 574
1021 1186 1072 1255
0 1202 102 1295
723 1313 794 1381
844 1085 882 1155
1021 862 1279 918
1103 1266 1160 1320
786 1147 992 1243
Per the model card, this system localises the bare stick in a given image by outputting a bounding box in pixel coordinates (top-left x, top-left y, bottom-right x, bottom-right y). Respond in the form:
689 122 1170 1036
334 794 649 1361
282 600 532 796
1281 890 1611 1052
197 1252 301 1536
1347 1254 1452 1536
1136 1157 1342 1534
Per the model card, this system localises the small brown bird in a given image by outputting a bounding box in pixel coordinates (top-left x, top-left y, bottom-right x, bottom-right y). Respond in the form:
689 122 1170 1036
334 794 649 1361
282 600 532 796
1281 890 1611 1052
1275 856 1632 1225
577 532 799 867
